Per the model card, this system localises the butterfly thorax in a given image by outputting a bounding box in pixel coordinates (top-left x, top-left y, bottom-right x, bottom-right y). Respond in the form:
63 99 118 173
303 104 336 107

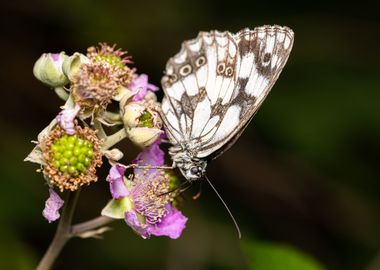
169 144 207 181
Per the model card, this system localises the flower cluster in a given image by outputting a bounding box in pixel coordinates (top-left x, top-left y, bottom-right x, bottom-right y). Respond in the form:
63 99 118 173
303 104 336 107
26 43 187 239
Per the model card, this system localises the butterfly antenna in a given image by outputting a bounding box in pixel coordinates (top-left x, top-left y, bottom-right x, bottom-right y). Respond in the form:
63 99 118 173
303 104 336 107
204 175 241 239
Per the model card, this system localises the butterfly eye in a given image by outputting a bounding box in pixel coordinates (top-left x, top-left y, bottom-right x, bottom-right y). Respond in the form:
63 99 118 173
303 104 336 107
225 66 234 77
179 64 192 76
217 62 226 74
195 56 206 67
190 166 199 175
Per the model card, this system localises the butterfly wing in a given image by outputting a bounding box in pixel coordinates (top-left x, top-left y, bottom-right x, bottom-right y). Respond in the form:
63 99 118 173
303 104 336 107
161 30 238 145
161 25 294 159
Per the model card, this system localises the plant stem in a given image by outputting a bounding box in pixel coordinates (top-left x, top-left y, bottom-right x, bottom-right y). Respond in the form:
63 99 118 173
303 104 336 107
71 216 114 236
37 190 80 270
101 128 127 151
36 190 116 269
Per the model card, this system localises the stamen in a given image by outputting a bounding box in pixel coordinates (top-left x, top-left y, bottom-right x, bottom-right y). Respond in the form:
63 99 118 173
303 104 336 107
132 172 171 224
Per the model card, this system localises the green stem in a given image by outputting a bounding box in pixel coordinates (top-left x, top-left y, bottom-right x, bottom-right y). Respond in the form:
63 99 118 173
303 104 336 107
36 190 80 270
101 128 128 151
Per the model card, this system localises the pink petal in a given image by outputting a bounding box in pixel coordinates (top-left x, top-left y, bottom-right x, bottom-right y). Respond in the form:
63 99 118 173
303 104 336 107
148 204 188 239
133 140 164 176
42 188 64 223
107 164 128 199
130 74 159 102
125 210 150 239
56 104 80 135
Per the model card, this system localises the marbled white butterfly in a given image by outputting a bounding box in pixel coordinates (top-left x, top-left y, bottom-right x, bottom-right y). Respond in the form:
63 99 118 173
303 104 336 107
161 25 294 181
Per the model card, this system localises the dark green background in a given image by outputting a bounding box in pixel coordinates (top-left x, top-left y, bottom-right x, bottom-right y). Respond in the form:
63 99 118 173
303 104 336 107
1 0 379 269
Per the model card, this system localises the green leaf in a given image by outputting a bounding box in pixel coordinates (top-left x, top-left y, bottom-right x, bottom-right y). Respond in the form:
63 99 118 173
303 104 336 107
242 240 326 270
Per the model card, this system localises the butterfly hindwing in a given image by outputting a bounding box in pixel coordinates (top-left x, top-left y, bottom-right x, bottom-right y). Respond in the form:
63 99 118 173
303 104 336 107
196 26 294 158
161 25 294 159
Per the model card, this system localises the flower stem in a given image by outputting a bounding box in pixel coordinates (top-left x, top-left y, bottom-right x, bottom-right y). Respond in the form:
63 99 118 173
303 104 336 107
71 216 114 236
101 128 127 151
37 190 80 270
37 190 116 269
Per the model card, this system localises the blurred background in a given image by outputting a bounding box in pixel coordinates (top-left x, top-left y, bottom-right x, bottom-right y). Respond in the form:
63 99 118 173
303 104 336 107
1 0 379 269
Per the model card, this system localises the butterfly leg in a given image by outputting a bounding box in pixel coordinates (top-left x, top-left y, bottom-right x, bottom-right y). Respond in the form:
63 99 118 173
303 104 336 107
192 181 202 200
158 180 192 197
127 163 175 170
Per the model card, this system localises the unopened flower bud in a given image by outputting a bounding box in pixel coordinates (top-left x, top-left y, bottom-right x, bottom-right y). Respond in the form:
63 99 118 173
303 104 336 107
122 100 163 147
127 127 163 147
62 53 90 81
122 102 145 128
33 52 69 87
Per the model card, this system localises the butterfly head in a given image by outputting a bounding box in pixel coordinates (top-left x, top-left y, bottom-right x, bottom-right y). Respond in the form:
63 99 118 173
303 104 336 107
180 161 207 181
170 146 207 181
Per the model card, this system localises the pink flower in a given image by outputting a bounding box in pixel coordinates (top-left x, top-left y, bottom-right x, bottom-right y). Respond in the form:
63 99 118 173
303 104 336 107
104 139 187 239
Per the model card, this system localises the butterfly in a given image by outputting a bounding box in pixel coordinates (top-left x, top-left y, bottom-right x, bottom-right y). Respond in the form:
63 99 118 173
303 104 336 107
160 25 294 182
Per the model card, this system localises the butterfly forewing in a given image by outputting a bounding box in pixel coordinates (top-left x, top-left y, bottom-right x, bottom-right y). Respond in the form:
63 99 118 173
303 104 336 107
161 25 294 160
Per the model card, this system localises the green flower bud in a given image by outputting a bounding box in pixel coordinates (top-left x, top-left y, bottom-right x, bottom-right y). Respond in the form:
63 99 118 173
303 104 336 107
122 102 145 128
127 127 163 147
33 52 69 87
121 99 163 147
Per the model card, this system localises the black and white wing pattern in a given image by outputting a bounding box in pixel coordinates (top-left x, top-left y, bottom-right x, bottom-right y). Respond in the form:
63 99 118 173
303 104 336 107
161 25 294 160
